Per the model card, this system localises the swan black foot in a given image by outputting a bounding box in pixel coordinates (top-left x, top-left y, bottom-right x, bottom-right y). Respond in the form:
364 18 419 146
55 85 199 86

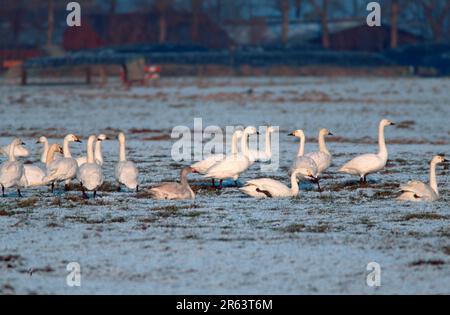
17 189 23 198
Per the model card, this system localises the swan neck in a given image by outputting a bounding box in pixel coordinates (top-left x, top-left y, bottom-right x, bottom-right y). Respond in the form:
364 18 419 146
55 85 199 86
378 123 388 159
231 132 239 155
87 137 95 164
290 172 299 196
8 143 16 162
319 133 329 154
180 169 189 187
297 135 305 157
241 132 249 158
119 138 126 162
95 140 103 163
41 140 49 163
63 138 72 158
46 147 57 166
429 161 438 195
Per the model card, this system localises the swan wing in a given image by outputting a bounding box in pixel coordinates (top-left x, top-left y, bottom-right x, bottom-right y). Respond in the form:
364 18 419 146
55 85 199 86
191 154 225 173
305 151 331 174
244 178 290 197
148 183 192 200
400 181 435 199
116 161 139 189
78 164 103 190
22 165 45 187
204 154 249 179
0 161 23 186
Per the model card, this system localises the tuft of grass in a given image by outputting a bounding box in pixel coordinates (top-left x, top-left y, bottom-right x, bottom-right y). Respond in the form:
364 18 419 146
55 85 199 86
401 213 448 221
17 197 38 208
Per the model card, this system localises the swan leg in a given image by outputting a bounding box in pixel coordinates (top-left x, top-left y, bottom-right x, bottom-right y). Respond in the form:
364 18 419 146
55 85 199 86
50 182 55 193
211 179 215 187
81 184 89 199
1 185 4 197
136 185 139 193
64 184 70 191
17 188 23 198
316 180 322 192
218 180 223 190
117 185 121 192
93 191 97 199
363 175 367 183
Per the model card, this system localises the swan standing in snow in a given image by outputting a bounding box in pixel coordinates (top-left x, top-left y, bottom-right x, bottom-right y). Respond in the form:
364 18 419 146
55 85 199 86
0 139 25 197
191 129 243 186
76 134 107 166
240 170 303 198
289 130 319 185
77 135 104 199
305 128 333 187
21 164 46 188
204 126 258 189
248 126 276 162
147 166 195 200
1 142 29 158
397 155 447 202
44 134 81 192
115 132 139 192
339 119 395 183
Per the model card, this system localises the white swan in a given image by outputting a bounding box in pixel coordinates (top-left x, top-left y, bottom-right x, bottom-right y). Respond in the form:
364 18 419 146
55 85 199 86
76 134 107 166
37 136 50 163
248 126 276 162
77 135 104 198
147 167 195 200
339 119 395 183
21 165 46 188
115 132 139 191
289 130 319 183
0 139 25 197
305 128 333 176
44 134 81 192
240 170 303 198
191 129 243 174
204 126 258 189
397 155 446 202
1 142 29 158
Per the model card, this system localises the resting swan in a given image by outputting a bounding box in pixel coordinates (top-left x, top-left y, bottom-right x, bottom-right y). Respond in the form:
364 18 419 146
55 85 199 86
147 167 195 200
339 119 395 183
397 155 447 202
240 170 303 198
76 134 107 166
204 126 258 189
0 139 25 197
191 128 243 175
115 132 139 192
289 130 319 184
77 135 104 198
44 134 81 192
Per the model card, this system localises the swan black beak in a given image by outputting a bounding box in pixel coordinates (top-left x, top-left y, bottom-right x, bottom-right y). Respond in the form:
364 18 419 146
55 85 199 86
21 141 26 145
328 132 333 136
390 122 396 126
35 140 40 144
288 133 295 136
75 139 82 143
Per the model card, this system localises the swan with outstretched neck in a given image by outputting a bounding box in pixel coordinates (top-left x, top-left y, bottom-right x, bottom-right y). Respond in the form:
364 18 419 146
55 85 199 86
0 139 25 197
77 135 104 199
43 134 81 192
397 155 446 202
339 119 395 183
115 132 139 192
77 134 107 166
203 126 258 189
289 130 319 185
240 169 303 198
248 126 276 162
147 167 195 200
305 128 333 184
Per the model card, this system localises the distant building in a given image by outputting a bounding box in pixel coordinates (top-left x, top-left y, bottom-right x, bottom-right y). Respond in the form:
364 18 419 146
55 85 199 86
63 10 234 51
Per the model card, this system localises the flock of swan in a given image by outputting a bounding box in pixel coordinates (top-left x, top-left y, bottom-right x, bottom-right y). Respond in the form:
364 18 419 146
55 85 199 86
0 119 446 202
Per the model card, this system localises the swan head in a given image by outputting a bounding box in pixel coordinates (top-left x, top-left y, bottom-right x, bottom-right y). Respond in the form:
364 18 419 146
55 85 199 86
319 128 333 136
49 143 63 154
432 155 447 164
12 138 25 147
36 136 48 144
288 130 305 138
97 134 107 141
118 132 126 142
380 119 395 127
65 134 82 143
244 126 258 136
233 129 244 139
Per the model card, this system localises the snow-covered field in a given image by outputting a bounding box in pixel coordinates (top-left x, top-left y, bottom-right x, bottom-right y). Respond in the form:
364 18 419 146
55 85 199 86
0 77 449 294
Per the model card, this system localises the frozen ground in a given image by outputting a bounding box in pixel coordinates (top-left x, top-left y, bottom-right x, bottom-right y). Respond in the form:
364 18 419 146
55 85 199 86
0 77 449 294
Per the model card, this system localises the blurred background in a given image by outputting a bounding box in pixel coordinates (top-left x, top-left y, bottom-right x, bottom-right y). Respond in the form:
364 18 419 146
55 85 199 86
1 0 450 84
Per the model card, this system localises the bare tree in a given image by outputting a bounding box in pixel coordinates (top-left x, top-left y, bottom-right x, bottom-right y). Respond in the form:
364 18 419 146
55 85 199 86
153 0 174 43
47 0 54 46
419 0 450 42
191 0 203 42
275 0 290 46
309 0 330 49
390 0 399 48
